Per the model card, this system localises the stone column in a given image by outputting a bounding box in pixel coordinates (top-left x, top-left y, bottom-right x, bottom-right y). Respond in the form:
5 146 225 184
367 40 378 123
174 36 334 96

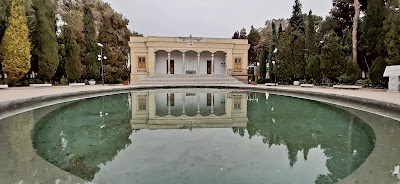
168 52 171 74
211 53 215 74
211 93 214 114
225 54 228 75
197 94 200 114
182 53 185 74
168 93 171 115
197 53 200 75
182 93 186 115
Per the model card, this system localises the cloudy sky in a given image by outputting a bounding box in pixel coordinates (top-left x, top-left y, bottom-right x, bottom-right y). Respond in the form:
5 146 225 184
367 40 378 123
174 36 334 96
103 0 332 38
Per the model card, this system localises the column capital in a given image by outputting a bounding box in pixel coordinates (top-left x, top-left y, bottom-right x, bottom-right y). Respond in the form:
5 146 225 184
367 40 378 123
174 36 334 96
211 54 214 57
168 53 171 56
197 53 200 57
182 53 185 56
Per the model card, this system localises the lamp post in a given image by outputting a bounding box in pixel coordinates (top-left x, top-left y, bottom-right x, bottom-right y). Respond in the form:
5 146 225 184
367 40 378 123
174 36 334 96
97 43 107 86
273 48 278 86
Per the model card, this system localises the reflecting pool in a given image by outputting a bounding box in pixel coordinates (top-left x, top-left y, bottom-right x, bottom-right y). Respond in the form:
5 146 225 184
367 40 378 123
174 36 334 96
28 89 377 184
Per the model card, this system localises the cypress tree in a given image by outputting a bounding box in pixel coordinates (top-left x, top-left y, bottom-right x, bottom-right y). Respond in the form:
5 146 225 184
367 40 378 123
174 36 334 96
320 32 346 82
360 0 386 63
248 25 261 65
0 0 31 85
82 4 99 80
290 0 305 33
384 11 400 66
305 10 317 58
239 28 247 39
32 0 59 82
64 26 81 82
0 0 10 79
269 21 277 78
232 31 239 39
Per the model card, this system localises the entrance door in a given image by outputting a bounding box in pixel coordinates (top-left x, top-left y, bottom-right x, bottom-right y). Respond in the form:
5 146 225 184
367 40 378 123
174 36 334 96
166 60 175 74
207 60 212 74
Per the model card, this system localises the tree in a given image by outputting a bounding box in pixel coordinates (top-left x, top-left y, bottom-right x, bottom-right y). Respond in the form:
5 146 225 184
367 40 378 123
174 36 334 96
369 56 387 86
305 10 317 58
331 0 368 35
269 21 277 78
320 32 346 82
359 0 386 65
239 28 247 39
290 0 305 33
248 25 261 65
305 55 321 83
341 57 361 84
97 9 131 84
0 0 10 79
0 0 31 85
232 31 239 39
258 44 268 78
352 0 361 64
32 0 59 82
64 26 81 82
82 4 99 80
384 11 400 65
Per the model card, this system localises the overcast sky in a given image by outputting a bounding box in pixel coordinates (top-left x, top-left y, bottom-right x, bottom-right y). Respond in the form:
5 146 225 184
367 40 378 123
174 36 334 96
102 0 332 38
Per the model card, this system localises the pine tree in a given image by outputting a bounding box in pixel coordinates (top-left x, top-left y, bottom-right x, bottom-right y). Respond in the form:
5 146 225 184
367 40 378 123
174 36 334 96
64 26 81 82
0 0 31 85
239 28 247 39
384 11 400 65
232 31 239 39
290 0 305 33
32 0 59 82
82 4 99 80
305 10 317 58
248 25 261 65
360 0 386 64
320 32 346 82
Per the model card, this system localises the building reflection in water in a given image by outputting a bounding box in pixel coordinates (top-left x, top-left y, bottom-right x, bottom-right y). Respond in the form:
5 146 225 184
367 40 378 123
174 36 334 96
131 90 248 130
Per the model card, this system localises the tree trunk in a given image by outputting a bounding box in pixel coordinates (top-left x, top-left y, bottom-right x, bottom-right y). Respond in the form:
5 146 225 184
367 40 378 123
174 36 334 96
353 0 361 64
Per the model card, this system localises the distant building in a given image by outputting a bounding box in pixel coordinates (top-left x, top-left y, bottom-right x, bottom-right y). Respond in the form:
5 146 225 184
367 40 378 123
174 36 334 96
129 36 251 83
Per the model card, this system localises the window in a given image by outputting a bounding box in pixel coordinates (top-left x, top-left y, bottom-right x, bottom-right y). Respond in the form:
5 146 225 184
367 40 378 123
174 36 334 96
234 58 242 69
169 93 175 107
207 93 212 106
234 97 242 110
138 98 146 111
138 57 146 68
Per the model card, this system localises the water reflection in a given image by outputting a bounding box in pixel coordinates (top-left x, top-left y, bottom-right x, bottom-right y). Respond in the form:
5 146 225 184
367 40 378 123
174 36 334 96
31 90 376 184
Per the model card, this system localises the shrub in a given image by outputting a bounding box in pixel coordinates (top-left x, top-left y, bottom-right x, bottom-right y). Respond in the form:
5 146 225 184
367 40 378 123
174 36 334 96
0 79 5 85
369 56 387 86
340 58 361 84
60 77 69 85
116 78 123 84
305 55 321 83
257 78 270 84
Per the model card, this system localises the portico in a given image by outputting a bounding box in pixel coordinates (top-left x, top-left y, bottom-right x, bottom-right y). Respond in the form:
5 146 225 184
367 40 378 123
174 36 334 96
129 36 250 83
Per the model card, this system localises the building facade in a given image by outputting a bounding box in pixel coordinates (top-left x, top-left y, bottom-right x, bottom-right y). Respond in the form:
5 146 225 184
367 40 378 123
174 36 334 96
129 36 250 83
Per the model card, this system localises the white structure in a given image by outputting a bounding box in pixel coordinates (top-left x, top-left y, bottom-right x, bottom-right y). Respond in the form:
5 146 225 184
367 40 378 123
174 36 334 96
129 36 250 83
383 65 400 93
130 90 248 129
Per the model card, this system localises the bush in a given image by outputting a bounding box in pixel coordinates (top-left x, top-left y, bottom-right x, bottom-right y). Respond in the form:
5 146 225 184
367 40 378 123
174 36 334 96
257 78 270 84
305 55 321 83
60 77 69 85
356 79 372 88
116 78 123 84
340 58 361 84
369 56 387 86
0 79 5 85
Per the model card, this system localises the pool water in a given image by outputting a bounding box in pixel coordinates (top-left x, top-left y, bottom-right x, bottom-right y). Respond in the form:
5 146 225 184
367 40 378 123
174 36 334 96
31 89 376 184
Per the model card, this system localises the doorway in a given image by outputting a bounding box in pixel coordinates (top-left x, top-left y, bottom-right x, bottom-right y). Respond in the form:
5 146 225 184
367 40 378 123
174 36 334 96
207 60 212 74
167 60 175 74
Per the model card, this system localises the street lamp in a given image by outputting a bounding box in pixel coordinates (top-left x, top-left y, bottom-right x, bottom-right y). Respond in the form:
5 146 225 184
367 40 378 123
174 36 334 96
97 43 105 86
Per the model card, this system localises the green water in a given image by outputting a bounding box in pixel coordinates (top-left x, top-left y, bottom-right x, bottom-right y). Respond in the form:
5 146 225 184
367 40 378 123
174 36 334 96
32 90 376 184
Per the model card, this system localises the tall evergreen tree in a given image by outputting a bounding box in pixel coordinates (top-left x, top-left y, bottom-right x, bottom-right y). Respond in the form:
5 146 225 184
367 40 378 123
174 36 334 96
32 0 59 82
269 21 277 78
0 0 31 85
290 0 305 33
305 10 317 58
320 32 346 82
232 31 239 39
0 0 10 79
384 11 400 65
239 28 247 39
82 4 99 80
248 25 261 65
64 26 81 82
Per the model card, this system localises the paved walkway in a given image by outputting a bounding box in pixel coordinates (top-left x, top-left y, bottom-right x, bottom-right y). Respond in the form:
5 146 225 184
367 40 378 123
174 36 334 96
0 84 399 105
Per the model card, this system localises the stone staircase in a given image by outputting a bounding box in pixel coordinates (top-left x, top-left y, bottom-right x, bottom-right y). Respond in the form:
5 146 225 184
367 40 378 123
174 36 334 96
133 74 244 85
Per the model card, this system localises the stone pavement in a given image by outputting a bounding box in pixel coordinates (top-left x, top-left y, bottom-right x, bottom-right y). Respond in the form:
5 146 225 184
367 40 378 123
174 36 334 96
0 84 399 106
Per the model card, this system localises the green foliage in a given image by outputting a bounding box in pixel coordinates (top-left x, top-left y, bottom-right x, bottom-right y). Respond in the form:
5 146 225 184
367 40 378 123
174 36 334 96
269 21 277 77
258 45 268 78
82 4 99 79
276 32 295 82
384 12 400 65
232 31 239 39
368 56 387 86
305 55 321 83
320 32 346 82
360 0 387 65
257 78 270 84
305 10 317 58
60 76 69 85
32 0 59 81
0 0 31 85
64 26 81 82
289 0 305 33
248 25 261 65
239 28 247 39
0 0 10 77
340 57 361 84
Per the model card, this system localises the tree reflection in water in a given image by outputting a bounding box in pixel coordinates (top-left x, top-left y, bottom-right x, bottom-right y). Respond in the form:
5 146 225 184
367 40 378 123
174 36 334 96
233 93 376 184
